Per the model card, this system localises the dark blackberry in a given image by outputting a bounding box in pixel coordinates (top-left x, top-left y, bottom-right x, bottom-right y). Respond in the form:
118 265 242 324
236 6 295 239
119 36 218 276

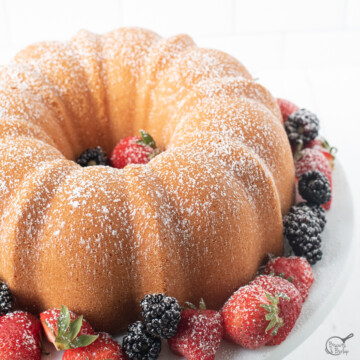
140 293 181 339
76 146 107 167
283 203 324 241
295 202 326 232
290 235 323 265
289 233 321 252
0 281 13 316
285 108 320 145
284 203 325 265
298 170 331 205
122 321 161 360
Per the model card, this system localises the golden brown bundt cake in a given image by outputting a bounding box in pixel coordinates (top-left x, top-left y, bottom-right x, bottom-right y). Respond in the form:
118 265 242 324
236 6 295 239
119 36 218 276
0 28 294 332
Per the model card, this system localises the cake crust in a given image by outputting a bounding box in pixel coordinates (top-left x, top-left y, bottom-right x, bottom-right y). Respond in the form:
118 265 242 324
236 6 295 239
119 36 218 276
0 28 294 332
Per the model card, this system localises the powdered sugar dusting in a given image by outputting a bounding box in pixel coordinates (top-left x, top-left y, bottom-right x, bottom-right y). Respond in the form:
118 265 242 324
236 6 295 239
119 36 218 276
0 311 41 357
0 27 293 331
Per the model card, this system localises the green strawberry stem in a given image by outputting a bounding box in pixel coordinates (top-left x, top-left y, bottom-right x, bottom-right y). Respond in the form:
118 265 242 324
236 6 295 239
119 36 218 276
49 305 98 350
199 298 207 310
320 137 338 156
184 298 207 311
137 130 157 149
260 292 289 336
268 270 294 283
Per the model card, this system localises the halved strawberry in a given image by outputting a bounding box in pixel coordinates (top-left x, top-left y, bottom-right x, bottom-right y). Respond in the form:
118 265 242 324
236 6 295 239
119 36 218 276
40 305 98 350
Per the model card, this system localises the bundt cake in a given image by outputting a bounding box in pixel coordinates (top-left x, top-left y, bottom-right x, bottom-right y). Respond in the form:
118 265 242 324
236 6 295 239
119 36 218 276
0 27 294 332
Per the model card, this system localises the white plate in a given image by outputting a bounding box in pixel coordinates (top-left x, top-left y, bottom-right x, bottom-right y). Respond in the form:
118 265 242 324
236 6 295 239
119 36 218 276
43 162 355 359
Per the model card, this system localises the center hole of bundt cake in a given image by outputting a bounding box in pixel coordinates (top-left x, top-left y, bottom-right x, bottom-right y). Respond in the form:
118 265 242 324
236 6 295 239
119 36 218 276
75 129 160 169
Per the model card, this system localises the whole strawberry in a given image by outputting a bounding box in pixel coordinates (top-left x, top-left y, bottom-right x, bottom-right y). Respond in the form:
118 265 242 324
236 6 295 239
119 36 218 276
168 299 223 360
264 256 314 302
40 305 98 350
221 284 288 349
295 147 333 210
277 98 299 122
0 311 42 360
110 130 160 169
304 137 336 169
251 275 303 345
63 332 126 360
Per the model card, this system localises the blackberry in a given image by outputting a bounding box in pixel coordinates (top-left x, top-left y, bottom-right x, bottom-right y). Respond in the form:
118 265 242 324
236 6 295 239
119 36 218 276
283 203 324 241
140 293 181 339
76 146 107 167
295 202 326 232
290 235 323 265
0 281 13 316
284 203 325 265
285 108 320 145
122 321 161 360
298 170 331 205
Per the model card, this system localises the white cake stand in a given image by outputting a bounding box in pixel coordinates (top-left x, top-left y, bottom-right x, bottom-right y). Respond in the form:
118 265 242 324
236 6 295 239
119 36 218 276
43 162 355 359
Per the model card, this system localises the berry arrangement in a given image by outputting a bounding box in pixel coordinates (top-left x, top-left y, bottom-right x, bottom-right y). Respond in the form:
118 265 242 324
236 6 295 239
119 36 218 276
76 129 161 169
0 255 314 359
278 98 336 263
0 97 336 359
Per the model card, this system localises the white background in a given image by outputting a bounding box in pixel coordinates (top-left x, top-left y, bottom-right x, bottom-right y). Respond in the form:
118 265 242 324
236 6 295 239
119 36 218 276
0 0 359 358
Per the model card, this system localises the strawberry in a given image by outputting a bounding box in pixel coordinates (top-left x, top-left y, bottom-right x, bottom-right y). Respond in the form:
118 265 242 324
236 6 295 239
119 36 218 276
63 332 126 360
294 147 333 210
40 305 98 350
277 98 299 122
221 284 288 349
0 311 42 360
264 256 314 302
168 299 223 360
251 275 302 345
110 130 160 169
304 137 337 169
